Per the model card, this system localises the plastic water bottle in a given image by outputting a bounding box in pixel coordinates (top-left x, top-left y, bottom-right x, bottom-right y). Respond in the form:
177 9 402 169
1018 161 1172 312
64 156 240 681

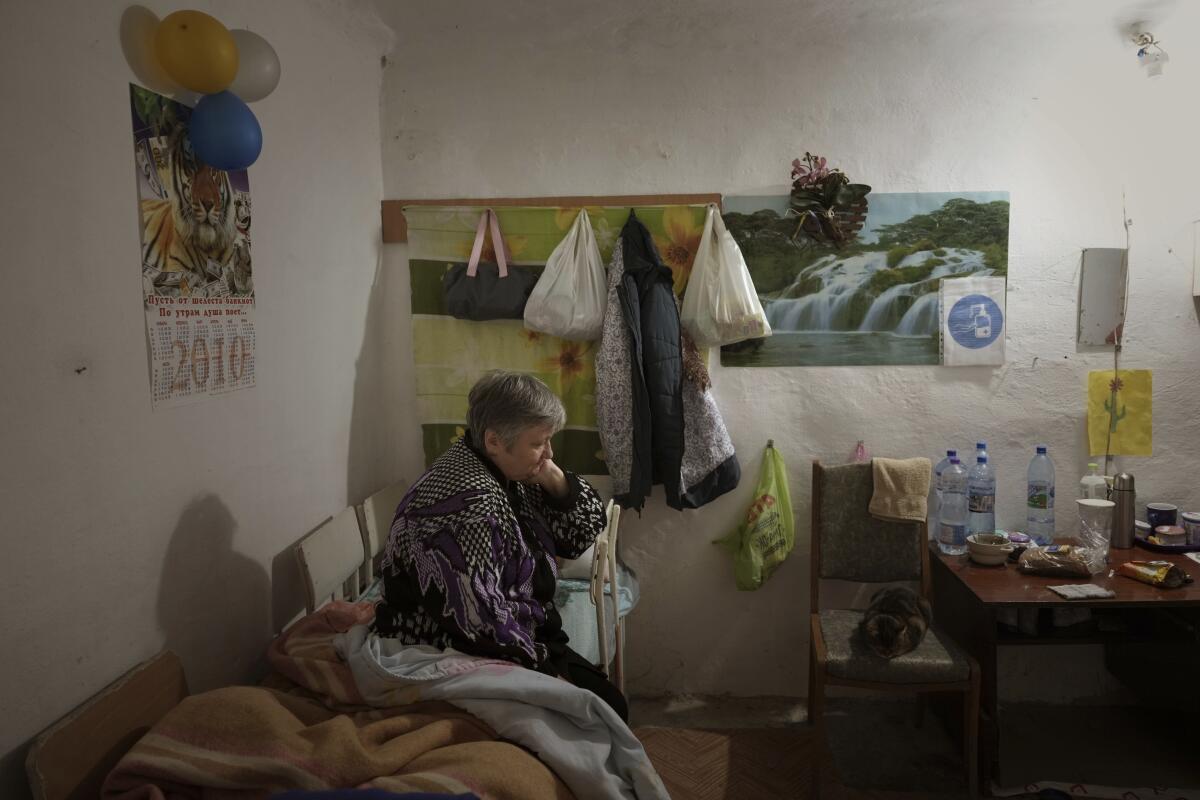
932 449 958 537
1026 445 1056 545
938 458 969 554
967 455 996 536
1079 462 1107 500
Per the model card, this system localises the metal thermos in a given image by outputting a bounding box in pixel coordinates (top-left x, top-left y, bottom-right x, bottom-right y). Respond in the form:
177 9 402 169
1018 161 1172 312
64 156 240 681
1109 472 1136 549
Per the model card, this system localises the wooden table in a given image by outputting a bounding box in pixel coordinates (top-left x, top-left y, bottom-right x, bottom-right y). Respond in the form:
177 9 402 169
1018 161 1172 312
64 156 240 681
929 544 1200 792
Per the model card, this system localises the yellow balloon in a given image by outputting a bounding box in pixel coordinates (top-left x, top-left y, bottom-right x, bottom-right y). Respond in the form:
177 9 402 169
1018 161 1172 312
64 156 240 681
153 10 238 94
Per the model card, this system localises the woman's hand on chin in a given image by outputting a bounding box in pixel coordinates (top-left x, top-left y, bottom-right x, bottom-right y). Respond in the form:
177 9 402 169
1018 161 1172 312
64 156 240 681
526 459 568 498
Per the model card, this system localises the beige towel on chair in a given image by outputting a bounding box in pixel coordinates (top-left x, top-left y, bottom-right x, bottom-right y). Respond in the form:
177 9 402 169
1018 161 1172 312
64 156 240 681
869 457 932 523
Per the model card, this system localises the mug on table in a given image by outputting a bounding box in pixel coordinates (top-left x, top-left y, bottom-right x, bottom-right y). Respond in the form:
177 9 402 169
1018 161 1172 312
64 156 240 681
1146 503 1178 529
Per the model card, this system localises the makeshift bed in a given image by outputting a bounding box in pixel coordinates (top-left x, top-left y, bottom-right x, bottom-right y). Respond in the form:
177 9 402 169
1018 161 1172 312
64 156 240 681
28 482 656 800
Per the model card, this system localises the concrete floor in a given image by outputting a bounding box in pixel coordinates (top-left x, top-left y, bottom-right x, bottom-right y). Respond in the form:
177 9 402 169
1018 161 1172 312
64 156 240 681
630 695 1200 798
631 694 809 729
632 695 971 795
997 703 1200 790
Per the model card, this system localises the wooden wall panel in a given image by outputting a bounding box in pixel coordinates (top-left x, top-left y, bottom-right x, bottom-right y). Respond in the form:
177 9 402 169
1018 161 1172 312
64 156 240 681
381 194 723 243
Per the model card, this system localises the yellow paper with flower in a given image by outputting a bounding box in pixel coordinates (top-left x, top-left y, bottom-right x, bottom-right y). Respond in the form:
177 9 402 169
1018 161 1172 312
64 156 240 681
1087 369 1152 457
405 204 706 473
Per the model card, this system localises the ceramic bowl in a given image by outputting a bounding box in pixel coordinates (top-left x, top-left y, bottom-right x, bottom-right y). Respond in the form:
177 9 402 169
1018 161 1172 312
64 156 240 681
967 533 1013 565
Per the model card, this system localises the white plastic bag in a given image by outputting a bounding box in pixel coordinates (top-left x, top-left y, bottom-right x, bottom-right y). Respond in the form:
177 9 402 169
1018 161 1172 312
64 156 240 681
680 204 772 347
524 210 606 341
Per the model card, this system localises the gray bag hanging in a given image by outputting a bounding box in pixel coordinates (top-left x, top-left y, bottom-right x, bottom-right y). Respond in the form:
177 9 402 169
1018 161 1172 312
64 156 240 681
443 209 537 321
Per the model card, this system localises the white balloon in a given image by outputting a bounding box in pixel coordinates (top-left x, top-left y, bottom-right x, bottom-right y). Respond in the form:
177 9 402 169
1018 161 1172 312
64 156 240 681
228 29 281 103
120 5 195 102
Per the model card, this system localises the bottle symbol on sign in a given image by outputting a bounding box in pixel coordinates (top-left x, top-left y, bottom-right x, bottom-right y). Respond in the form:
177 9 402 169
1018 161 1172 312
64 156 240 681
971 303 991 338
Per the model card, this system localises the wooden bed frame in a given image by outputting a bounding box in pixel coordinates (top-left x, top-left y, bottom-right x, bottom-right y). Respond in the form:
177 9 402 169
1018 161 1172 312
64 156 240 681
357 479 410 588
293 479 409 614
26 650 188 800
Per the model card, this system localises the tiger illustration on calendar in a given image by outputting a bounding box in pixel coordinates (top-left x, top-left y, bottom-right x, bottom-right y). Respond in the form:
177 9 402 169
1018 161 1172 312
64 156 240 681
139 122 253 298
133 84 258 408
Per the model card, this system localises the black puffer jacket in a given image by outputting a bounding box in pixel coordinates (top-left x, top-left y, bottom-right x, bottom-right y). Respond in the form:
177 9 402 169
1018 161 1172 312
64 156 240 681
613 211 739 510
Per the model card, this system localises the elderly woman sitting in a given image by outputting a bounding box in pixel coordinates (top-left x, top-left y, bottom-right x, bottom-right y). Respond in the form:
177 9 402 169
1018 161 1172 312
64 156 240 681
375 371 625 719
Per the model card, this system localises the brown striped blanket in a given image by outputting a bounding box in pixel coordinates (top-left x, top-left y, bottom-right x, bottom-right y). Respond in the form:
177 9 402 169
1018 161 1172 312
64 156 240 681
102 601 575 799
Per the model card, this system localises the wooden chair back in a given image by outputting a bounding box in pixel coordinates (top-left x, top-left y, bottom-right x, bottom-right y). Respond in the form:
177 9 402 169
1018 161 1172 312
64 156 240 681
810 459 931 615
590 500 625 690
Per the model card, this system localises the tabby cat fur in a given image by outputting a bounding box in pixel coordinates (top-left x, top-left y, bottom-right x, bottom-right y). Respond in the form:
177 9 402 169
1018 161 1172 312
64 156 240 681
860 586 931 659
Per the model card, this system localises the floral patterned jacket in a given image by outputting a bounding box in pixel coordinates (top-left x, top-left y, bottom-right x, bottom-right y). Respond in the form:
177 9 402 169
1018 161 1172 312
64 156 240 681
596 213 740 512
376 437 606 668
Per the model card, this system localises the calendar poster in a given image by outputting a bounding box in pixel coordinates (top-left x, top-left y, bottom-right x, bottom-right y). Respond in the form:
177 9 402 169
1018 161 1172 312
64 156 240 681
130 84 256 408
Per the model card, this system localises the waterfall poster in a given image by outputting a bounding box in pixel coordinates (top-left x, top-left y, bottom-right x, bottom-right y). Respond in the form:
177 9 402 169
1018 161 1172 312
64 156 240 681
719 192 1009 367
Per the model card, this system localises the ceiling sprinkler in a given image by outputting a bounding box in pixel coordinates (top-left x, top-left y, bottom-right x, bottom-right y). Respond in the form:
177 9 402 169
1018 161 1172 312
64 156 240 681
1132 31 1168 77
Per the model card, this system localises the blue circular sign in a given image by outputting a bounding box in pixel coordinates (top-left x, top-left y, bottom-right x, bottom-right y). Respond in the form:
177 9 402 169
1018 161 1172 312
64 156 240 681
947 294 1003 349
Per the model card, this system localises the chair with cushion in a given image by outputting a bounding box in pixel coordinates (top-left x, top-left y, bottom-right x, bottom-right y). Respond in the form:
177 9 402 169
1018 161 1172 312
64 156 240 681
808 460 979 796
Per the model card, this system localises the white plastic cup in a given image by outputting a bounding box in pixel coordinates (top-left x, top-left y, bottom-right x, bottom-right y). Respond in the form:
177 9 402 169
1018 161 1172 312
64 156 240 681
1078 499 1116 573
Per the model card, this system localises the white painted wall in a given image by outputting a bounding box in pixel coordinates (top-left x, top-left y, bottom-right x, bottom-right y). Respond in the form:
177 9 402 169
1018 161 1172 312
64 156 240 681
376 0 1200 699
0 1 395 795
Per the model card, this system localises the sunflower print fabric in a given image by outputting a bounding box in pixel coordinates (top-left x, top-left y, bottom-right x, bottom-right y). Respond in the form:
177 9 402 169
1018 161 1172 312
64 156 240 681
405 204 706 474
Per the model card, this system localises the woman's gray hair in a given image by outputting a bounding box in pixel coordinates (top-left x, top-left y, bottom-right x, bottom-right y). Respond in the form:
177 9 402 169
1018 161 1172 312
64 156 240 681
467 371 566 447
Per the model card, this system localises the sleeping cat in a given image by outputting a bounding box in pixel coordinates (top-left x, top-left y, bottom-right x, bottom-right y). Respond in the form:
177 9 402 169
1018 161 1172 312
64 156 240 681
860 586 932 659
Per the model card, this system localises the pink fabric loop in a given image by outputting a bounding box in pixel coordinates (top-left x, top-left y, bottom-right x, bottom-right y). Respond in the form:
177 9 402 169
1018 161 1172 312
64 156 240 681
490 209 510 276
466 211 488 277
466 209 510 278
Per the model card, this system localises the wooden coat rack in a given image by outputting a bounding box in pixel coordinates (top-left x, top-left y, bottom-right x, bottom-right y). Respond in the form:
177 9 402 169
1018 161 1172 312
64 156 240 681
381 194 723 243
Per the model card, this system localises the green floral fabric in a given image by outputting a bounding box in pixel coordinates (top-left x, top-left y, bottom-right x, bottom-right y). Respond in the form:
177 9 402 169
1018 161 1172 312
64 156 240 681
406 204 707 473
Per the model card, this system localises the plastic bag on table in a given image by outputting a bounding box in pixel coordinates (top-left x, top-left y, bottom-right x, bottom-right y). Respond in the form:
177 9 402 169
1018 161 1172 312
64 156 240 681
680 204 772 347
1017 544 1097 577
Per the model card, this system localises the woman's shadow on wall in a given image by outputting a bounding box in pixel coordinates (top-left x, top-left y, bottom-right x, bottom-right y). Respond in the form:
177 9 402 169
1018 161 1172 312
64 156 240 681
157 494 271 692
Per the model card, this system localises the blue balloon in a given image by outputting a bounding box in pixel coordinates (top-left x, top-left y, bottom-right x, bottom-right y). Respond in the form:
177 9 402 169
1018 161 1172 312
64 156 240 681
188 91 263 171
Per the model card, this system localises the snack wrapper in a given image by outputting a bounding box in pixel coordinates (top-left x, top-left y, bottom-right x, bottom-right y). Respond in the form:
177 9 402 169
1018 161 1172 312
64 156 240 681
1117 560 1192 589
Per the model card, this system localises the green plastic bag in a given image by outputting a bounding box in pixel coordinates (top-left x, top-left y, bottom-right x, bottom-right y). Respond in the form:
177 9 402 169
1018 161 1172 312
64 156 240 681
714 442 794 590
